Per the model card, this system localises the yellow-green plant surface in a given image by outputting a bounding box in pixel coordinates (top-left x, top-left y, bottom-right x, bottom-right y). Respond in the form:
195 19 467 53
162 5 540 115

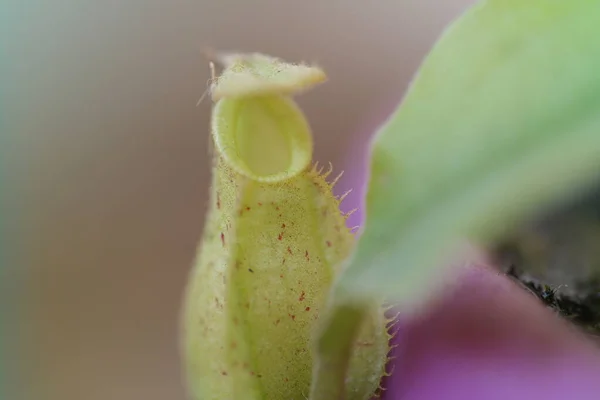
181 53 389 400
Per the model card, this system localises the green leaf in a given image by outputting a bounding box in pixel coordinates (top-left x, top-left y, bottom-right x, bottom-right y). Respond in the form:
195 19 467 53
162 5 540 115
345 0 600 306
312 0 600 396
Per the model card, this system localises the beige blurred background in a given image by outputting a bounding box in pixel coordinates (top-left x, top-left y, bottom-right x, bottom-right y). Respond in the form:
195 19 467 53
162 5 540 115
5 1 473 399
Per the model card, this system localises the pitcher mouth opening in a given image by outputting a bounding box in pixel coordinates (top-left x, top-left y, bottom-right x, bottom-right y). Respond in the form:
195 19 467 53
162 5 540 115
211 95 313 183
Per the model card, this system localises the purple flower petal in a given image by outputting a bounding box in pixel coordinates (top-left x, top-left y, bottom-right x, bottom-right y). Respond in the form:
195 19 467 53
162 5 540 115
382 265 600 400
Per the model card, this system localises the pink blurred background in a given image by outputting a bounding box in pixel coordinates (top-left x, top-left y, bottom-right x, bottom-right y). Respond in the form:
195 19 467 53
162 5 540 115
5 1 474 399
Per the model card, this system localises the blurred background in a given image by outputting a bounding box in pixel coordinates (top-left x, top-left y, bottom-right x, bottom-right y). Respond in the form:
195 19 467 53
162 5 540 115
4 1 475 399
